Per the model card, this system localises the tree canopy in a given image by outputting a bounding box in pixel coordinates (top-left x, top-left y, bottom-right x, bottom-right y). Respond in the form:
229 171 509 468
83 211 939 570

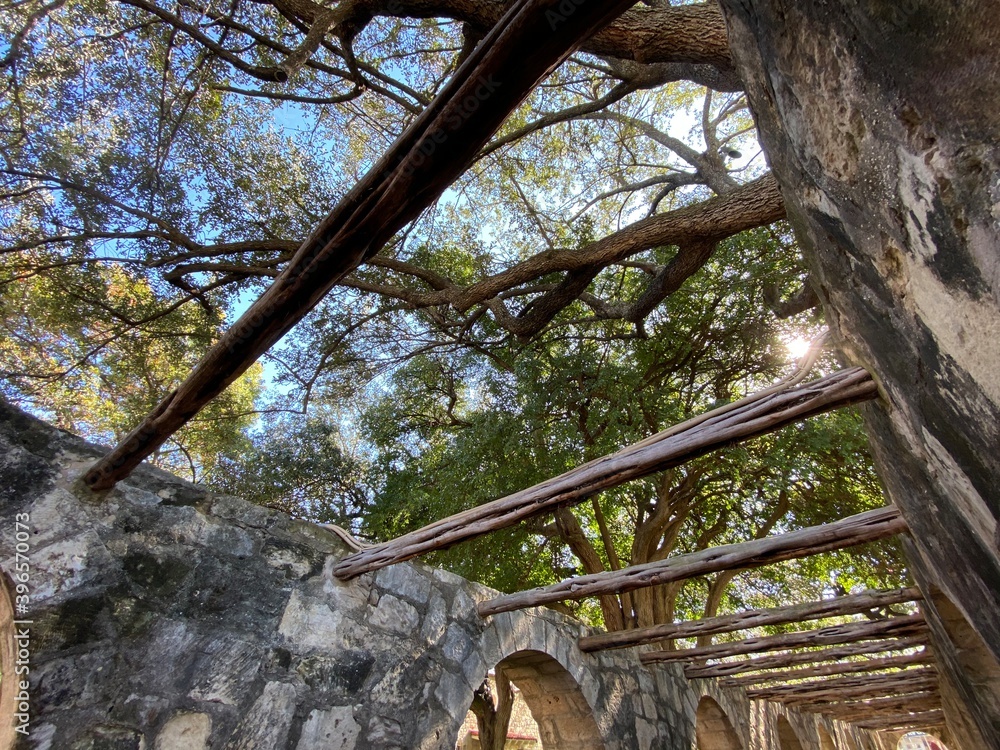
1 0 906 631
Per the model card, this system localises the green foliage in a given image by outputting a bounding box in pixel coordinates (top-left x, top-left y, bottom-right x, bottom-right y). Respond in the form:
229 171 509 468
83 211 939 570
0 261 260 480
206 412 369 526
1 0 906 632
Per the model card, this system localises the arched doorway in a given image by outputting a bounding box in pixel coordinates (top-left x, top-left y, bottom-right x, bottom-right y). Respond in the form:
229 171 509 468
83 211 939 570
776 716 805 750
457 650 604 750
695 696 743 750
818 725 837 750
500 650 604 750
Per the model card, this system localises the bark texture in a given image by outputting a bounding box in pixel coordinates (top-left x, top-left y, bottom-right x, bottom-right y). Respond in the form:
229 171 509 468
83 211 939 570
716 0 1000 745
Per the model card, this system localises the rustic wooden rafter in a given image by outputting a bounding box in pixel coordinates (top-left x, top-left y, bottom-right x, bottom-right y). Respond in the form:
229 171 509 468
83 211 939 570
82 0 640 490
717 650 932 687
683 635 929 678
336 367 878 580
579 586 920 652
851 711 946 731
743 667 937 700
801 691 941 719
640 613 925 664
477 505 904 617
768 675 940 707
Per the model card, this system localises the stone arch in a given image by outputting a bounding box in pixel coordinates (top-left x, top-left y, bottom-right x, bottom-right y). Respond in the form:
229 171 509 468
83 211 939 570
696 696 743 750
776 716 805 750
818 725 837 750
495 649 604 750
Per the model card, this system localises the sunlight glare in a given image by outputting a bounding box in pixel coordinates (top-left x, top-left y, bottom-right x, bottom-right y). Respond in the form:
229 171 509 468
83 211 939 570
786 336 812 361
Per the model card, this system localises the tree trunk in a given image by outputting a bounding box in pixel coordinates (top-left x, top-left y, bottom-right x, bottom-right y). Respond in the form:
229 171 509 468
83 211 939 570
470 669 514 750
716 0 1000 745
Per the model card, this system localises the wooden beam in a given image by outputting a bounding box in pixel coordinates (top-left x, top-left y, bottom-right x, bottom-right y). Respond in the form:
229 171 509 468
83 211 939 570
579 587 920 652
744 667 936 700
852 711 945 731
684 635 929 678
477 505 904 617
717 651 933 687
803 692 941 719
641 614 925 664
771 677 940 707
336 368 877 579
81 0 641 490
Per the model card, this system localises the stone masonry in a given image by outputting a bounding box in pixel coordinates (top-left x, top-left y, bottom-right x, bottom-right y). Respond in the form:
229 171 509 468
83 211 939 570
0 400 945 750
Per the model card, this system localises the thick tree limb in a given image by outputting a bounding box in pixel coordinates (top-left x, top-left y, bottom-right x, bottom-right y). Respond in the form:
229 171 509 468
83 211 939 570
683 635 929 678
318 0 735 71
640 613 925 664
334 367 879 580
579 586 921 652
83 0 640 490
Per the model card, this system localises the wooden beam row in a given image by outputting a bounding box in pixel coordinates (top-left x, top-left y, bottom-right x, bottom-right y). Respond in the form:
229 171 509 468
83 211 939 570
772 677 940 707
684 635 929 678
802 691 941 720
717 650 933 687
744 667 936 700
478 505 903 616
334 368 878 579
579 586 920 652
852 711 945 731
641 614 925 665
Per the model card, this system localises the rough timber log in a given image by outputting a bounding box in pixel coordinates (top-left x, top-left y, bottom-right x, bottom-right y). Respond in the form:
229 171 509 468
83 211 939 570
718 650 933 687
852 711 946 731
640 614 925 665
803 692 941 719
684 635 929 678
336 368 877 579
81 0 640 490
477 505 903 616
744 667 937 700
579 586 920 652
768 678 941 708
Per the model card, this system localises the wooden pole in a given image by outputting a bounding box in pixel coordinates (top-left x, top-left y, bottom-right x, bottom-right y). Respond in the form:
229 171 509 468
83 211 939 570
683 635 929 678
640 614 925 664
743 667 936 700
579 586 920 652
336 369 875 579
769 677 940 707
81 0 641 490
852 711 945 731
802 692 941 719
337 368 876 579
478 505 904 617
717 651 933 687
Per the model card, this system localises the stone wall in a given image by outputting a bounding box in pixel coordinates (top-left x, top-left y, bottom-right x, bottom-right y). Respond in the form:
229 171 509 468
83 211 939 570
0 401 951 750
715 2 1000 747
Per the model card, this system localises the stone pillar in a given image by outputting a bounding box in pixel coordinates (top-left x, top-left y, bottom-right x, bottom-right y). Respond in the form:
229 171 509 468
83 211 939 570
715 2 1000 746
